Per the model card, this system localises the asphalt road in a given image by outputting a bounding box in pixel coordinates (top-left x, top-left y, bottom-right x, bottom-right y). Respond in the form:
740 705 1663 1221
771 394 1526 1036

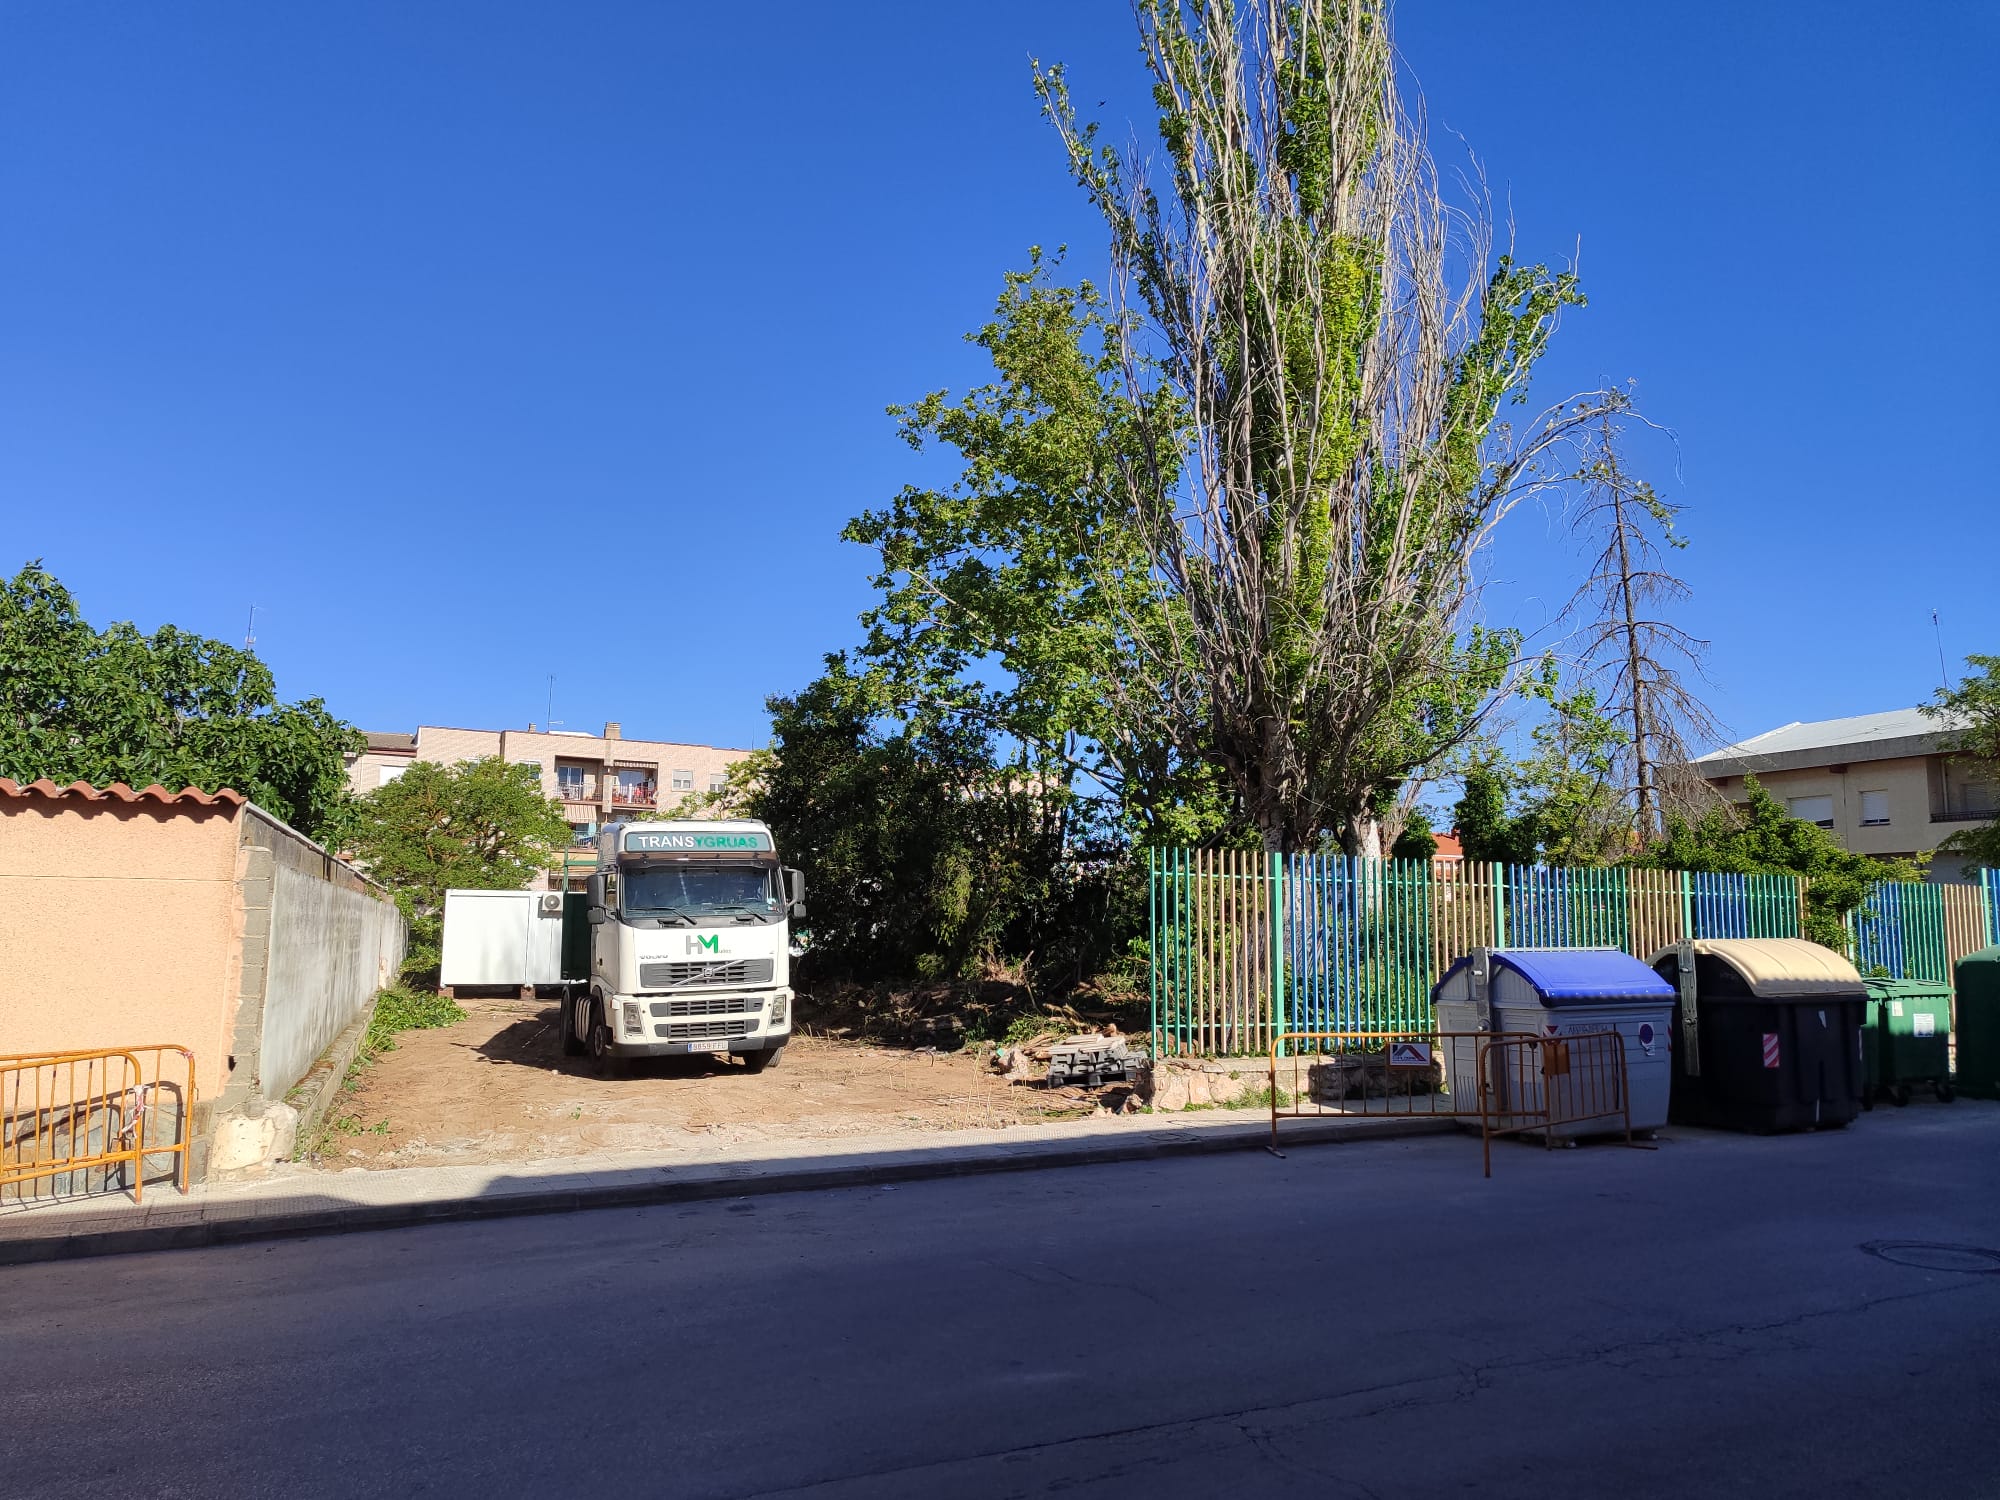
8 1107 2000 1499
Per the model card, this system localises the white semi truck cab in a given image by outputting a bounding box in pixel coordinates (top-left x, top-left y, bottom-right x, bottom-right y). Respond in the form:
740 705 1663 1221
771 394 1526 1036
562 818 804 1071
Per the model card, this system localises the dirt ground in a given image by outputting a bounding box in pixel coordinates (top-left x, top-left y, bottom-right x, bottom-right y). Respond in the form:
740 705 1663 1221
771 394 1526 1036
320 997 1104 1170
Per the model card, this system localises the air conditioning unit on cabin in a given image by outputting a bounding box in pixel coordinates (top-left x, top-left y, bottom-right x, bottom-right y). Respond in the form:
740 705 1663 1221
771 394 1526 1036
539 892 564 916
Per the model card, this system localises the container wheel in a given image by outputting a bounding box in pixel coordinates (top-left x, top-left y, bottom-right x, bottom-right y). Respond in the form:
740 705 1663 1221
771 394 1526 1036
560 992 586 1057
1889 1084 1911 1108
1937 1081 1956 1104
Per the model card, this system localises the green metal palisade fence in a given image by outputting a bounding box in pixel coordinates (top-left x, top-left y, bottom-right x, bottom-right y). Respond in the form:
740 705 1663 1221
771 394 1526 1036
1849 875 1994 985
1148 850 1997 1058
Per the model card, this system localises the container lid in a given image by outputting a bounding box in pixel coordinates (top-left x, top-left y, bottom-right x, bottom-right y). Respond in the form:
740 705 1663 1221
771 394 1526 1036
1653 938 1863 997
1861 975 1953 1001
1434 948 1675 1006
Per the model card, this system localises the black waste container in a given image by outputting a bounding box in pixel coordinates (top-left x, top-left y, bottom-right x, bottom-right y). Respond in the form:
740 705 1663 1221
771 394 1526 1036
1651 938 1867 1133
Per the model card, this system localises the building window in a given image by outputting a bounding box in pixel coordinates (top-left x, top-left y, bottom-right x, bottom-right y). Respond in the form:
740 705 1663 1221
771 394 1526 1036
1787 794 1835 829
1859 790 1891 827
516 760 541 775
671 769 694 791
709 773 728 793
378 764 406 787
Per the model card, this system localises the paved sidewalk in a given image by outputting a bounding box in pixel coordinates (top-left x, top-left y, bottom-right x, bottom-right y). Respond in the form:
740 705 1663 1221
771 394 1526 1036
0 1108 1456 1264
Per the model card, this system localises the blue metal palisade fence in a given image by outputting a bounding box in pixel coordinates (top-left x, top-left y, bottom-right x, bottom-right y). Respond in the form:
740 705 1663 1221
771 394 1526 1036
1147 849 1996 1058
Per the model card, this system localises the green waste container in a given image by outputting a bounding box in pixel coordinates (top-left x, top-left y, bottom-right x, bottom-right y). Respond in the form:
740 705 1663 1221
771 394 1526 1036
1860 976 1954 1107
1955 947 2000 1102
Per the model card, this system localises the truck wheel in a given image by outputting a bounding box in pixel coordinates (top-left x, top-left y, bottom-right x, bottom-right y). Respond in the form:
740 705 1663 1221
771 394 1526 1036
743 1044 784 1074
588 998 613 1066
1889 1084 1911 1108
560 992 586 1057
1937 1081 1956 1103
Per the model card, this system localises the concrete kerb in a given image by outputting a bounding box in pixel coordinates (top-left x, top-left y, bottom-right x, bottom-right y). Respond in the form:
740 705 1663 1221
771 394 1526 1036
0 1113 1455 1266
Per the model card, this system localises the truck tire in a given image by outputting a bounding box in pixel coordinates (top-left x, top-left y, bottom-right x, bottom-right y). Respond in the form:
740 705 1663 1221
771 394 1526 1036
560 991 586 1058
588 997 613 1066
743 1044 785 1074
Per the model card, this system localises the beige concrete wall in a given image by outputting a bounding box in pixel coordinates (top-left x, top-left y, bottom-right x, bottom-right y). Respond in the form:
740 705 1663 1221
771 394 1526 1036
411 724 751 812
342 750 415 798
1709 755 1937 860
412 725 504 767
0 800 244 1098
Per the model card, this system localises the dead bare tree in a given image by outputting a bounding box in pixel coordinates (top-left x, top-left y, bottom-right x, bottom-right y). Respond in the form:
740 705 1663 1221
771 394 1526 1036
1563 411 1722 842
1037 0 1628 853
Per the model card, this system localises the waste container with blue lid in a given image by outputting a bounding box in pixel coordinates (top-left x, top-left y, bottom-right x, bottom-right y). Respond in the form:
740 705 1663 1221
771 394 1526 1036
1433 948 1676 1137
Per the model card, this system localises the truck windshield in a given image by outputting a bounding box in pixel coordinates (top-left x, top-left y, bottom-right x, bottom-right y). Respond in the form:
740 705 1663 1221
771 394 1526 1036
622 864 779 922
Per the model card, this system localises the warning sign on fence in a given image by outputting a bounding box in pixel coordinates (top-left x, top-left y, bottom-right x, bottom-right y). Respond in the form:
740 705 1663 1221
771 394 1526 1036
1387 1041 1433 1069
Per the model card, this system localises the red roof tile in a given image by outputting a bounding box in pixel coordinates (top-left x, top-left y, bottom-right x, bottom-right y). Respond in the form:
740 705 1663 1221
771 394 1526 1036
0 777 246 809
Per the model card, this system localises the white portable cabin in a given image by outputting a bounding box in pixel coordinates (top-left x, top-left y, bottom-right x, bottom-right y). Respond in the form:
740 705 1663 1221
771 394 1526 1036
440 889 566 988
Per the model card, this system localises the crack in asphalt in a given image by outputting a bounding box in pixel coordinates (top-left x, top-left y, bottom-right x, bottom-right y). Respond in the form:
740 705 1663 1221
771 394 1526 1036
722 1277 1989 1499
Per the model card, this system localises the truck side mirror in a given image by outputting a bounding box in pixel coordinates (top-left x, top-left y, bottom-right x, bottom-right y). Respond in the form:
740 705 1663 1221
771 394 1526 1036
783 867 807 919
587 905 607 926
586 873 606 919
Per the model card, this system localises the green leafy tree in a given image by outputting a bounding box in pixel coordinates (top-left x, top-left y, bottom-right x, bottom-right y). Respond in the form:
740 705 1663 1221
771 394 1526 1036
739 662 1134 990
1925 653 2000 867
1387 806 1438 862
849 256 1229 847
1033 1 1628 851
1452 763 1541 866
1638 776 1920 951
0 560 360 837
1450 679 1628 866
345 757 571 984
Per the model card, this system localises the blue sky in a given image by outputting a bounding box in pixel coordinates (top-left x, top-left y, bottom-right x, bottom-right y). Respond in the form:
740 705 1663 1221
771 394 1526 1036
4 2 1995 753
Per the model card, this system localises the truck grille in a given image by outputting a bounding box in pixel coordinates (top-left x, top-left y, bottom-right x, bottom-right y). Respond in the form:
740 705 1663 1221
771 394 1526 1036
650 996 764 1018
657 1018 753 1041
639 958 775 989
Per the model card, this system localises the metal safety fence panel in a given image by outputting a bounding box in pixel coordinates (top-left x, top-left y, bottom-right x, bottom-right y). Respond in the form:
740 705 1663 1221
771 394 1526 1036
1264 1030 1519 1151
1 1046 196 1205
1264 1028 1634 1177
1476 1031 1632 1178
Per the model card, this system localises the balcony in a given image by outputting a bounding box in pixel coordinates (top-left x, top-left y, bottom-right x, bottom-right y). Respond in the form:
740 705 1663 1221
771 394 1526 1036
1933 803 1998 825
555 778 600 803
609 783 657 808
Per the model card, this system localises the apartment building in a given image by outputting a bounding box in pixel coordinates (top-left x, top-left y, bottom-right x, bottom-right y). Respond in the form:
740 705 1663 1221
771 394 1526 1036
346 721 752 878
1694 708 1995 882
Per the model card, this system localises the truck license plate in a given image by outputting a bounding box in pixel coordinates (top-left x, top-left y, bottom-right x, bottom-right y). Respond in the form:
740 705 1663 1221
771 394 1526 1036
691 1041 732 1055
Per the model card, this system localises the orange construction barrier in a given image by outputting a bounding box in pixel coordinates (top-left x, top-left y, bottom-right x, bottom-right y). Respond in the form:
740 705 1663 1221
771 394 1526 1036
0 1046 196 1204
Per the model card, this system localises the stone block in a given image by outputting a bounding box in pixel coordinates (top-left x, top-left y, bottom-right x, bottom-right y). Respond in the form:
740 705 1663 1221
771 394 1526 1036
207 1100 299 1179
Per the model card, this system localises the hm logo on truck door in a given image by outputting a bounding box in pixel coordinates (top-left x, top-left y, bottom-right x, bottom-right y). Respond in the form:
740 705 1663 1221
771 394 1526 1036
686 934 720 955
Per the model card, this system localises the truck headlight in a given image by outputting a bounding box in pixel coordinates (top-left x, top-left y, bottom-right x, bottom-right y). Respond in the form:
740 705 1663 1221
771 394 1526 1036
622 1002 643 1036
769 992 789 1026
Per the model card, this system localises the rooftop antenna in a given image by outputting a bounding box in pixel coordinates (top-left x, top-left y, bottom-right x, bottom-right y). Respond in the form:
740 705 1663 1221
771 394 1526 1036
1932 610 1952 697
243 604 259 652
545 674 561 732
